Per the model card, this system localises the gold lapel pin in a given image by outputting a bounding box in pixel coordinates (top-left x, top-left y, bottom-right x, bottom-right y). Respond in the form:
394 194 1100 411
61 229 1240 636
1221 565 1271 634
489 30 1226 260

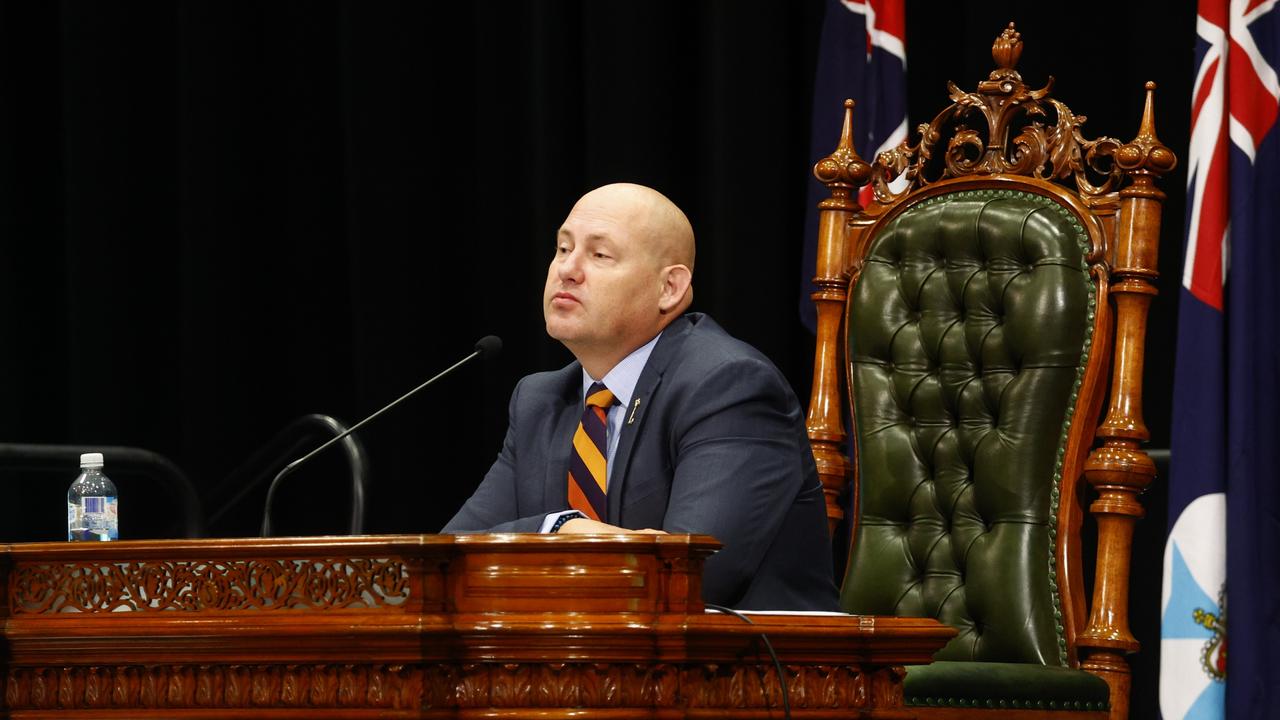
627 398 641 424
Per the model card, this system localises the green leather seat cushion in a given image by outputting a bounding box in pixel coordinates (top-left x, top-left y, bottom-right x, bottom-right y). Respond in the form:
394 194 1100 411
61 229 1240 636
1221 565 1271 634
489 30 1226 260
905 661 1109 711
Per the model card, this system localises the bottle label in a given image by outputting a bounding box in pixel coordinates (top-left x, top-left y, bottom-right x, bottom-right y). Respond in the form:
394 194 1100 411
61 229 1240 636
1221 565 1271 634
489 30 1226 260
71 496 118 541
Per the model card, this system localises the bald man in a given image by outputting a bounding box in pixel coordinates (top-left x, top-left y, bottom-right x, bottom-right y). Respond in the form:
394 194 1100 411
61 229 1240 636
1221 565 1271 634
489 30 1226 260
443 184 838 611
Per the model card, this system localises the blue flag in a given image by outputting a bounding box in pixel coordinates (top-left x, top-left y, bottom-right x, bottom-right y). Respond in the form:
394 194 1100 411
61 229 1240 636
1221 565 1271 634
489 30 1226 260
1164 1 1280 718
800 0 906 332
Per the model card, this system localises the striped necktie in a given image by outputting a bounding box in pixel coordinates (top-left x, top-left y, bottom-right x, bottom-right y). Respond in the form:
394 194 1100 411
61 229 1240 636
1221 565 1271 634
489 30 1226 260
568 382 616 521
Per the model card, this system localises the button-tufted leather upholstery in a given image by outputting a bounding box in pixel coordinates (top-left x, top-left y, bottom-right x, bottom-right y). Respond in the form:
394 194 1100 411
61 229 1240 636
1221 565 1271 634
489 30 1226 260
841 189 1094 667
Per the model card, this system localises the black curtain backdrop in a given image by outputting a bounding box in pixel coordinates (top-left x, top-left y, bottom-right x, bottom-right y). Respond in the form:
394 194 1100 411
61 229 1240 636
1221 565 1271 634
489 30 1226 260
0 2 1194 716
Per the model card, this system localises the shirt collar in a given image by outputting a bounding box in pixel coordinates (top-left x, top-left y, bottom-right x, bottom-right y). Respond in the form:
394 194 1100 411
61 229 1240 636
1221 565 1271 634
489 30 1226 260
580 332 662 408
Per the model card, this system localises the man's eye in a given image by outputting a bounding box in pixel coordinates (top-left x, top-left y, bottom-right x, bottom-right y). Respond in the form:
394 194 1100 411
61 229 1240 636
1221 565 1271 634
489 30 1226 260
594 252 611 260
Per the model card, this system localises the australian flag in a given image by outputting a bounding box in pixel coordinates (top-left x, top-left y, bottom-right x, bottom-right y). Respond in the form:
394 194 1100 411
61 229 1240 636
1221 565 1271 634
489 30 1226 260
800 0 906 332
1163 1 1280 718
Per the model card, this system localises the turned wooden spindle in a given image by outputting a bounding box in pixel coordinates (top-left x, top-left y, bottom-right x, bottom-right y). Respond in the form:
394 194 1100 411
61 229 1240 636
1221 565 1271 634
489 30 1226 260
1078 82 1176 720
807 99 871 536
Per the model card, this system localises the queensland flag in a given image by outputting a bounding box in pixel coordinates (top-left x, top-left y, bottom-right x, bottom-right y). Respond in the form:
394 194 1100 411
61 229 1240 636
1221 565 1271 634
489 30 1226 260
1163 1 1280 718
800 0 906 332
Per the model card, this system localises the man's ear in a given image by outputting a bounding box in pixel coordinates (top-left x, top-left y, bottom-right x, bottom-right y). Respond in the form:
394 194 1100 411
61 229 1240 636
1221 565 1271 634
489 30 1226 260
658 264 692 314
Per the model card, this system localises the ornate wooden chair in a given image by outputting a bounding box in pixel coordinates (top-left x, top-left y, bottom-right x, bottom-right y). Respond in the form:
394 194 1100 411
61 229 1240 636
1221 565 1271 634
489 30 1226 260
805 24 1174 720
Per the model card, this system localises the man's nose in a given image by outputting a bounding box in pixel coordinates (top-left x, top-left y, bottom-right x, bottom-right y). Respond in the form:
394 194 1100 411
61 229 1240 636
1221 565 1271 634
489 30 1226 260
558 250 584 283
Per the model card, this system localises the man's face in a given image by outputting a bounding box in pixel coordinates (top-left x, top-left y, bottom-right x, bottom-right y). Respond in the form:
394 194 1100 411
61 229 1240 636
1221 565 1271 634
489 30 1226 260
543 192 663 362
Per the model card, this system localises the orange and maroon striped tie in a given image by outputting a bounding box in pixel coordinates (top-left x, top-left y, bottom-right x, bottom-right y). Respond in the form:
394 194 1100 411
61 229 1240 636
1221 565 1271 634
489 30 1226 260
568 382 615 521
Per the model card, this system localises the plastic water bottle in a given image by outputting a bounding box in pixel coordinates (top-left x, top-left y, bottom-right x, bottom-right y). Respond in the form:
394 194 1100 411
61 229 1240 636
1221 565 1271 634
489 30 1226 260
67 452 118 541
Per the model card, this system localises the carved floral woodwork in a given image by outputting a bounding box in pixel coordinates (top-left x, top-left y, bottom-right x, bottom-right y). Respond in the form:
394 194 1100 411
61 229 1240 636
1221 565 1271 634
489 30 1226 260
4 662 910 712
870 23 1127 205
11 557 410 613
0 534 954 717
5 664 424 711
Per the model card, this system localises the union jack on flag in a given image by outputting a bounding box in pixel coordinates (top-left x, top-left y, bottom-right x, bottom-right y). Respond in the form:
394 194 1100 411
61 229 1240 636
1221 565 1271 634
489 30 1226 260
800 0 906 332
1182 0 1280 309
1165 1 1280 719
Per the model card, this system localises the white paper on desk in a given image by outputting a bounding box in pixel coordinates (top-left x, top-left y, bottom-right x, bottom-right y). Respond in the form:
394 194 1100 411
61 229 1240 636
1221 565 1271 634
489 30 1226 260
704 609 853 616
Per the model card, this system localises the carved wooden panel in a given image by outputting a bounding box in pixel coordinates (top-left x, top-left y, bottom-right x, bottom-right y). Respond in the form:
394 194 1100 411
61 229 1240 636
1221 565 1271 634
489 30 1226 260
869 23 1128 206
5 663 425 711
11 557 410 613
0 535 955 717
4 662 909 712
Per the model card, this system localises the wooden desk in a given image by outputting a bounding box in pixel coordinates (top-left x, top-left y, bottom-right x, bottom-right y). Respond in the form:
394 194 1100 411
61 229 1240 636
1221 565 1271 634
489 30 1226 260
0 534 954 718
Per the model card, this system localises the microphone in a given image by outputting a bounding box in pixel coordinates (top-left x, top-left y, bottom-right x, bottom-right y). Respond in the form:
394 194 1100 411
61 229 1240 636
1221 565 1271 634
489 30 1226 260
260 335 503 536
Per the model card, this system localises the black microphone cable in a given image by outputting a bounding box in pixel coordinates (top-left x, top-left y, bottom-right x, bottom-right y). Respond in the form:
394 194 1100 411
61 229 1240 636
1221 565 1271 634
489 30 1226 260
704 602 791 719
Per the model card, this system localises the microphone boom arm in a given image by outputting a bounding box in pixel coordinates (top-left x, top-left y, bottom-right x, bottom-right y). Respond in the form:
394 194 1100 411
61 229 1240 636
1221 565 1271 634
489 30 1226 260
260 340 496 537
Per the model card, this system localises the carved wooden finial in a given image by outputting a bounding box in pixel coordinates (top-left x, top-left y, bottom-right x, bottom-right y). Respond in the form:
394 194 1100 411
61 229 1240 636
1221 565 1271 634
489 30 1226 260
980 22 1031 95
807 99 865 533
1116 81 1177 179
991 22 1023 73
813 99 872 191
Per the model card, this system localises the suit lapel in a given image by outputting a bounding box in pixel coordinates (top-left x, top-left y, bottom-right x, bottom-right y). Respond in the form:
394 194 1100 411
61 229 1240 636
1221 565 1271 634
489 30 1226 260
544 368 583 512
606 373 663 522
605 314 696 523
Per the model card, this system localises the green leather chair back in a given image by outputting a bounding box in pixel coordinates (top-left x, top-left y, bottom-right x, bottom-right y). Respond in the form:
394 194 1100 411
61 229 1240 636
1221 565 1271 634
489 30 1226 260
840 188 1094 668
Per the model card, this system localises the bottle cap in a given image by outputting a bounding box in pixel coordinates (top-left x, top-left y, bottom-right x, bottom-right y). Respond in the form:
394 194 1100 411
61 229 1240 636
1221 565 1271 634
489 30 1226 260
79 452 104 468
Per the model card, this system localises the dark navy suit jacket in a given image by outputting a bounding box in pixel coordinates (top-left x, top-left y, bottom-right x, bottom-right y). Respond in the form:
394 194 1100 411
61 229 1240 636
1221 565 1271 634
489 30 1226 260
443 313 838 611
